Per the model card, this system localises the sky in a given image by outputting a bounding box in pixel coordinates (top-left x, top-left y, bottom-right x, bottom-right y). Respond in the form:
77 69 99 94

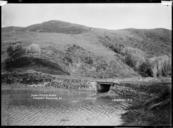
1 4 172 30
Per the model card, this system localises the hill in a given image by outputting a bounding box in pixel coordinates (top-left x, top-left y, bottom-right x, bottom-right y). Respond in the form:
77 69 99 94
25 20 91 34
1 20 172 78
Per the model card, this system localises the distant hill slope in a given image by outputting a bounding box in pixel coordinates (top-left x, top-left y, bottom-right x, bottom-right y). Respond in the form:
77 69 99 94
93 28 171 56
1 20 172 78
25 20 91 34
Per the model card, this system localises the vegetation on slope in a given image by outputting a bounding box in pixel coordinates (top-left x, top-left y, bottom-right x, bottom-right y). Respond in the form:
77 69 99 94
102 39 172 78
25 20 90 34
1 20 172 78
112 81 171 126
2 42 69 75
97 28 171 56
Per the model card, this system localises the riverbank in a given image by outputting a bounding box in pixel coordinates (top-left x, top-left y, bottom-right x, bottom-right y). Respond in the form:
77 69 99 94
112 81 171 126
1 72 172 126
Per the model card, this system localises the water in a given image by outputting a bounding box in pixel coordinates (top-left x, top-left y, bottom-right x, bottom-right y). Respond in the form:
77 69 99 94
1 86 128 126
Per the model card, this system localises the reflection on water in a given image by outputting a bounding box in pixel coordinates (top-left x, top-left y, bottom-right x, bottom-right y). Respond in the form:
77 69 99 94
1 87 128 125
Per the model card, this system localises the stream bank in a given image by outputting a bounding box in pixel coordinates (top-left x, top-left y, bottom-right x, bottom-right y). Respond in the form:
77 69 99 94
1 72 172 126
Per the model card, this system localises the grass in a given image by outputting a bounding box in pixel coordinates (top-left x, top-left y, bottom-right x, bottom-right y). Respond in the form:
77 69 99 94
4 56 70 75
2 22 171 78
112 81 172 126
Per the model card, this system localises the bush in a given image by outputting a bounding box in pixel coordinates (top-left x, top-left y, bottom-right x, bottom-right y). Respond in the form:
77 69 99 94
7 42 25 59
138 61 152 77
124 54 136 67
63 55 73 65
122 47 146 70
83 56 93 65
108 43 124 54
5 42 26 70
95 59 107 72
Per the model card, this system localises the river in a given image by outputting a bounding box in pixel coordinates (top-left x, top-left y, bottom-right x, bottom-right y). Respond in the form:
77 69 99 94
1 86 129 126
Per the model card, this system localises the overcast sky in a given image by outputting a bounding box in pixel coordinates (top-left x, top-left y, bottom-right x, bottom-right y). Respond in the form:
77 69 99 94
2 4 172 30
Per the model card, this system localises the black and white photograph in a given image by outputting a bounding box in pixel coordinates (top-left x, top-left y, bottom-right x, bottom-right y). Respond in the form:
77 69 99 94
1 3 172 126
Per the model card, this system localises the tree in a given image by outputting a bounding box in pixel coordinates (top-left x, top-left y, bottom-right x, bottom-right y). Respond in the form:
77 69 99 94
5 42 26 71
149 55 172 77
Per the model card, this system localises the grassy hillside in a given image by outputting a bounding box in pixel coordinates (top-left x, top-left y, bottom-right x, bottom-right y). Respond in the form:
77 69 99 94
1 20 172 78
94 28 171 56
25 20 91 34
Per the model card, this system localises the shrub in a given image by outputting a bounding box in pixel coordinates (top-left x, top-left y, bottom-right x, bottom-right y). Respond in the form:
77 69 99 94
5 43 26 71
7 42 26 59
83 56 93 65
108 43 125 54
96 59 107 72
124 54 136 67
63 55 73 65
122 47 146 70
138 61 152 77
